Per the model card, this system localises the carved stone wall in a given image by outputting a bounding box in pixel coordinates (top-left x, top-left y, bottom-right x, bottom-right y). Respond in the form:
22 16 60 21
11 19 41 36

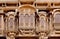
0 0 60 39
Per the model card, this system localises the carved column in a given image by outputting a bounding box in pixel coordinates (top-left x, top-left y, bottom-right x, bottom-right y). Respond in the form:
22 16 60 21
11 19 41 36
0 10 4 36
6 12 17 39
38 11 49 39
39 33 48 39
49 13 55 35
6 33 15 39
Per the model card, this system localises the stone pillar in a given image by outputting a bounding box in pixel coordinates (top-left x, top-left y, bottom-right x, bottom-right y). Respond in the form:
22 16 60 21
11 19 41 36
6 12 17 39
49 14 55 35
8 36 15 39
39 33 48 39
38 11 49 39
6 36 15 39
6 32 15 39
44 37 48 39
0 13 4 36
6 36 11 39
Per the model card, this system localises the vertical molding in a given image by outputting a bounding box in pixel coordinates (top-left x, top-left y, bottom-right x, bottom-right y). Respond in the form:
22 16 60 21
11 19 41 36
38 11 49 39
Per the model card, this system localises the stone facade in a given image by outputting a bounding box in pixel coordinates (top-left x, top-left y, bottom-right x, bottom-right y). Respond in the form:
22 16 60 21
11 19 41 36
0 0 60 39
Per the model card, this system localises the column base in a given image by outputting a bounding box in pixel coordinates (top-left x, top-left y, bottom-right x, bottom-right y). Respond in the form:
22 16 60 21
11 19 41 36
6 36 15 39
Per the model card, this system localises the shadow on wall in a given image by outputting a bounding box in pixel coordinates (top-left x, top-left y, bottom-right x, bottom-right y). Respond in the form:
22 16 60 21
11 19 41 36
0 37 6 39
15 37 39 39
48 37 60 39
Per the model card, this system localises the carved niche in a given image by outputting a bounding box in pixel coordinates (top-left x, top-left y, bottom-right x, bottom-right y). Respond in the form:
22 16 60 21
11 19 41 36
6 12 16 32
18 5 36 35
37 11 49 33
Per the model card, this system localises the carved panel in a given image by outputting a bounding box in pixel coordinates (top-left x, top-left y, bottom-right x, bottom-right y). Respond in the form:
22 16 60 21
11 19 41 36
53 12 60 31
25 14 30 27
0 15 4 36
19 13 35 35
19 14 24 27
6 12 15 32
8 17 14 31
37 11 48 32
18 5 36 35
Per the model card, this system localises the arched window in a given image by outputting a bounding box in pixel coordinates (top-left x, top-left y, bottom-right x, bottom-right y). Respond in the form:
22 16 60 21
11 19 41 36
54 13 60 23
25 14 30 26
7 12 15 31
38 11 48 32
29 14 35 27
39 16 46 30
8 18 14 30
54 12 60 30
40 17 45 26
39 16 48 31
19 14 24 26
